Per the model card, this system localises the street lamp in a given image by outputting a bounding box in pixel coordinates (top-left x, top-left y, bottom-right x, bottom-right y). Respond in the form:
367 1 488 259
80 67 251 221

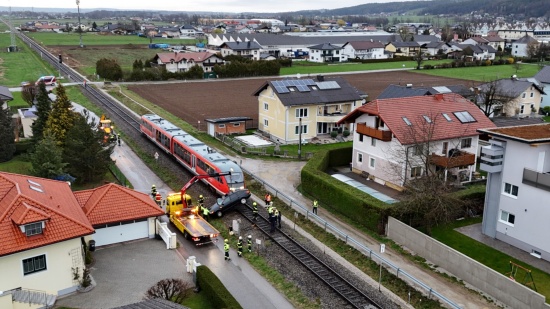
76 0 83 48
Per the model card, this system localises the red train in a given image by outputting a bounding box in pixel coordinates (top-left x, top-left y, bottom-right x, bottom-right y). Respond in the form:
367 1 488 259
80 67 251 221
140 114 245 195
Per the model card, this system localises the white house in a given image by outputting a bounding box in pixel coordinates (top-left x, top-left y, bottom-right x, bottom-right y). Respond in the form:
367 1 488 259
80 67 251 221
534 66 550 108
219 41 262 60
478 123 550 262
512 35 539 57
342 41 387 59
153 52 224 73
308 43 347 63
338 93 496 191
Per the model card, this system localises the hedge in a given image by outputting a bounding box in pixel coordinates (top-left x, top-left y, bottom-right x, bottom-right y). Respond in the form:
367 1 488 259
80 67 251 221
301 147 391 233
15 139 33 155
196 265 242 309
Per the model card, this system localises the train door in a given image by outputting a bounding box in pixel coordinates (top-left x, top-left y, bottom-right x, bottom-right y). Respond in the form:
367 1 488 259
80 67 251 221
191 155 196 172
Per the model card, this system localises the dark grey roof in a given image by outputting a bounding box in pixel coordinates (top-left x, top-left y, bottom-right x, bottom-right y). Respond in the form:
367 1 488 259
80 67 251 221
253 76 365 106
205 116 252 123
220 41 262 50
457 44 496 53
308 43 342 50
0 86 13 102
478 78 545 97
514 35 538 44
112 298 190 309
377 84 429 99
491 116 544 127
377 84 473 100
534 66 550 84
390 41 420 47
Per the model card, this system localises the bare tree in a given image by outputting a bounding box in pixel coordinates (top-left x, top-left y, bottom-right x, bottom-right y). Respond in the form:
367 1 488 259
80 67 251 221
474 80 517 117
526 40 540 60
383 112 471 233
145 278 191 304
413 48 425 70
21 82 38 107
398 26 411 41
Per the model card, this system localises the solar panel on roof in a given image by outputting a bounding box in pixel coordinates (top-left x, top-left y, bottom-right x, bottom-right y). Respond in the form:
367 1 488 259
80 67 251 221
297 85 310 92
316 81 341 90
272 81 282 87
304 79 315 85
275 86 290 93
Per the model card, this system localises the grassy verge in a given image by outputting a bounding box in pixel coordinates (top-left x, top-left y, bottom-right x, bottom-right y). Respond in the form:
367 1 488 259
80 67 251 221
242 179 445 308
0 34 58 86
0 156 32 174
28 32 197 46
415 63 540 81
181 289 216 309
209 219 320 309
431 218 550 298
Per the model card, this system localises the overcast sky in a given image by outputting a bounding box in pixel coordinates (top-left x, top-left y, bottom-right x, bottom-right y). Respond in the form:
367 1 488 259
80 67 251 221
24 0 412 14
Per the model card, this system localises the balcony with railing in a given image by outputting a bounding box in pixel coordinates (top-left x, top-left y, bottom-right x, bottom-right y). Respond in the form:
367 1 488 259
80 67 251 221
523 168 550 192
429 150 476 168
356 123 392 142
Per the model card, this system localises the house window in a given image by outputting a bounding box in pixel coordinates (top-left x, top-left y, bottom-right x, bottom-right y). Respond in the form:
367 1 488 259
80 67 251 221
23 254 47 275
369 157 376 169
413 145 424 156
232 123 241 127
371 138 376 147
218 124 226 128
402 117 412 126
520 105 525 113
295 125 308 134
357 153 363 163
522 93 526 98
500 210 515 226
263 119 269 127
503 182 519 197
359 134 364 142
442 113 452 122
461 138 472 149
423 115 432 123
295 108 308 118
264 102 269 111
410 166 422 178
442 142 448 155
25 222 43 236
530 92 534 98
453 111 476 123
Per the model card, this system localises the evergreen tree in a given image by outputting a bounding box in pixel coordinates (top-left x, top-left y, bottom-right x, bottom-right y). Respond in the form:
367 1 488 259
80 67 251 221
0 104 16 162
45 84 77 147
63 110 114 183
30 133 66 178
31 82 52 147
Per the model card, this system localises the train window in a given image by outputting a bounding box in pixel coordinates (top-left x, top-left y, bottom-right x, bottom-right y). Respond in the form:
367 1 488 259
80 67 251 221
174 144 192 165
142 120 152 132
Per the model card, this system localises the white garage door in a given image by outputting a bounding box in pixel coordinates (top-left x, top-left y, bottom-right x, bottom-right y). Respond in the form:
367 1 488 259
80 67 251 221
93 220 149 246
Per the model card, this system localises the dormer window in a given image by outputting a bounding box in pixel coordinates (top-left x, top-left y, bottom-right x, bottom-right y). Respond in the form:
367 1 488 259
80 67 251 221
24 222 44 236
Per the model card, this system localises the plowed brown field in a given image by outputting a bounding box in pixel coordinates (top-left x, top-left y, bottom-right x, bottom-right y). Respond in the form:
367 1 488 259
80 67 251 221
128 71 473 129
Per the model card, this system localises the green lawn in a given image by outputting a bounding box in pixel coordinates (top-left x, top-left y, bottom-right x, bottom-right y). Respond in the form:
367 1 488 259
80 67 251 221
280 59 451 75
416 63 541 81
28 32 197 46
0 34 58 87
431 218 550 299
0 156 32 174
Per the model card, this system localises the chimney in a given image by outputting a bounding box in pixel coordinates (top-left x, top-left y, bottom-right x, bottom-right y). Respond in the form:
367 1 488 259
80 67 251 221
317 75 324 82
434 93 444 101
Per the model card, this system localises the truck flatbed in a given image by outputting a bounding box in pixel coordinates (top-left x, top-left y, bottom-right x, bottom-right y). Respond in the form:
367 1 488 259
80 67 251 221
170 212 219 246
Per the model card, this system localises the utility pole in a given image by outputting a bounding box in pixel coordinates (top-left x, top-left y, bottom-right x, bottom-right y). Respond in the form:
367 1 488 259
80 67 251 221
76 0 83 48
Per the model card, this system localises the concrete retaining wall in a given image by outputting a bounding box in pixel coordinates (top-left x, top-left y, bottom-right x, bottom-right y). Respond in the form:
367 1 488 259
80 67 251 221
387 217 550 309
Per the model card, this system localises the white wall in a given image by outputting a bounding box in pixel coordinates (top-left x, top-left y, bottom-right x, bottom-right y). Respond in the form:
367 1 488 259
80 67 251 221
0 238 84 296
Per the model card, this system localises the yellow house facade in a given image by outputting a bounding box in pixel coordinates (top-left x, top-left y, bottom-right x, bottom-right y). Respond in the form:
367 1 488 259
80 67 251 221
254 77 365 143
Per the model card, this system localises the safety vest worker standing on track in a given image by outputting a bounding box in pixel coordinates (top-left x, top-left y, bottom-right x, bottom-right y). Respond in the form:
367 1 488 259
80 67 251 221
247 235 252 253
313 199 318 215
237 236 243 257
265 193 272 206
202 206 210 221
252 202 258 221
224 239 230 261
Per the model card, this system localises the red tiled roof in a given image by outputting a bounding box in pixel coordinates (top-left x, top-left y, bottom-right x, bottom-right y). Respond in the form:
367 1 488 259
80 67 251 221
74 183 164 226
0 172 94 257
156 52 215 64
339 93 496 145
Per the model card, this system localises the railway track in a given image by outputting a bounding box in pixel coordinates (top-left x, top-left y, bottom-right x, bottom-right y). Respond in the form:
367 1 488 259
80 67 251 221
17 31 384 309
236 204 383 309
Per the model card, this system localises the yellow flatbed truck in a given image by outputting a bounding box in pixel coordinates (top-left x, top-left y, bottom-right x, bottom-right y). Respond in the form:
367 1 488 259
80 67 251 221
166 192 219 246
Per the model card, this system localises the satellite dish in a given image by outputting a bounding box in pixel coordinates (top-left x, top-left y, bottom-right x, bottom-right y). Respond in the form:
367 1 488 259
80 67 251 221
297 73 301 79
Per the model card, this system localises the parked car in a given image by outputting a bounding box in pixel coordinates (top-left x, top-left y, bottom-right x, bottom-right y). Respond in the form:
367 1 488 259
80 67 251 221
209 189 251 217
36 76 57 86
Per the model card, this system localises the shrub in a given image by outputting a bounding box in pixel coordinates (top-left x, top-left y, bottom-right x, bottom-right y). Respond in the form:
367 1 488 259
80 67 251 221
96 58 123 81
423 64 433 69
330 131 338 138
343 130 350 137
485 60 492 66
507 58 514 64
196 265 241 309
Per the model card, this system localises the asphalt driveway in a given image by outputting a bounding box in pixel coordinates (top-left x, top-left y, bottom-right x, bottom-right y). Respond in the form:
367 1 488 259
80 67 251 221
55 238 191 309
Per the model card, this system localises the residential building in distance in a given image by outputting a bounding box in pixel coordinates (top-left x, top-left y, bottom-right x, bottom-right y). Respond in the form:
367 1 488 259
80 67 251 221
475 77 545 117
253 76 366 143
478 124 550 262
152 52 224 73
308 43 346 63
342 41 388 59
511 35 539 57
534 66 550 108
338 93 495 191
219 41 262 60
